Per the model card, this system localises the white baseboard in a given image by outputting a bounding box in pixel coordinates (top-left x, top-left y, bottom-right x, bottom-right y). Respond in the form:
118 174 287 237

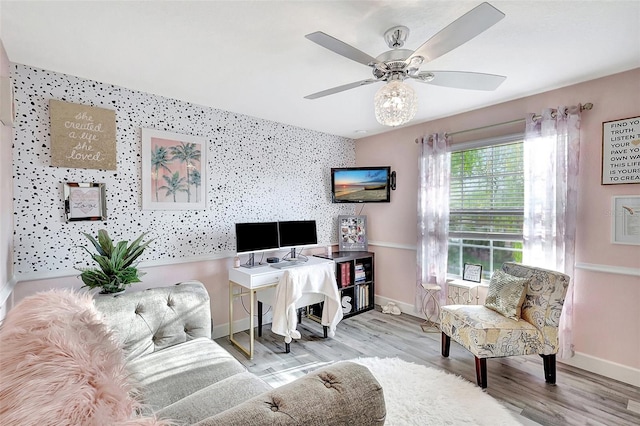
213 296 423 340
213 310 274 340
214 317 249 340
559 351 640 388
374 294 423 319
0 276 17 322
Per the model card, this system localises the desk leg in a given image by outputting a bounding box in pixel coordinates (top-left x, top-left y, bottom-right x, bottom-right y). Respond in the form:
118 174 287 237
249 289 255 359
229 280 233 344
228 281 254 360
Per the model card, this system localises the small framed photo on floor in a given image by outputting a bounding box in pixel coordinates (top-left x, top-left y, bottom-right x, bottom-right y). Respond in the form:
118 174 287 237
463 263 482 283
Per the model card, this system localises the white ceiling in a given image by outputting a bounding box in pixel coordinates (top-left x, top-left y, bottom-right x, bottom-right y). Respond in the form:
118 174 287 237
1 1 639 139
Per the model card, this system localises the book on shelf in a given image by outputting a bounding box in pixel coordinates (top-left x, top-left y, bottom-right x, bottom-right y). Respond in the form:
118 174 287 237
364 285 369 307
354 285 362 310
355 284 369 310
354 263 366 283
340 263 351 288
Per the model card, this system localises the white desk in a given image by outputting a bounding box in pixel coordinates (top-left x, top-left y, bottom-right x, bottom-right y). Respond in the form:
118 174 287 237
228 256 334 359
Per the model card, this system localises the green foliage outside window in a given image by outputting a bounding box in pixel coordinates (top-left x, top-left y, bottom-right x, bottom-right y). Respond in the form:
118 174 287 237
448 141 524 280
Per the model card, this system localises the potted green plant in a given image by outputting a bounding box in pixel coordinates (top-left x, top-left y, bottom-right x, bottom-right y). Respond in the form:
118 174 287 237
77 229 154 294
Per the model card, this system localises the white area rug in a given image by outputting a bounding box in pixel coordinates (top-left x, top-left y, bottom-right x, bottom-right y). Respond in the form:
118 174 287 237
352 357 522 426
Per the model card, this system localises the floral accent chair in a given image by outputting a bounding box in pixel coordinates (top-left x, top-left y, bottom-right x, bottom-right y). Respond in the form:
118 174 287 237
440 262 570 388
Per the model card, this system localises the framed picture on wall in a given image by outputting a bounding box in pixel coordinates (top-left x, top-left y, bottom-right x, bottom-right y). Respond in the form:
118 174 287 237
64 182 106 222
601 116 640 185
338 215 367 252
612 195 640 245
141 128 207 210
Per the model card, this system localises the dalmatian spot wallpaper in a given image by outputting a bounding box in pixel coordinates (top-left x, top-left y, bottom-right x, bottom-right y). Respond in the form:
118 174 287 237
11 64 355 275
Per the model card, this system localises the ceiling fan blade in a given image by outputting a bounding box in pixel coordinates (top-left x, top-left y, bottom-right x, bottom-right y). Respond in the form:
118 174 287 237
304 79 379 99
407 2 505 64
411 71 506 91
306 31 383 67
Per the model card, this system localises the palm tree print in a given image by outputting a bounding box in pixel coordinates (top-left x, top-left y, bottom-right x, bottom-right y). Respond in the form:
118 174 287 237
189 169 201 203
151 145 172 202
158 171 188 202
170 142 201 202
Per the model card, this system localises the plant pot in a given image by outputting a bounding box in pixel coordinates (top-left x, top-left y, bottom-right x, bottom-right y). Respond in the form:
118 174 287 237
95 289 126 297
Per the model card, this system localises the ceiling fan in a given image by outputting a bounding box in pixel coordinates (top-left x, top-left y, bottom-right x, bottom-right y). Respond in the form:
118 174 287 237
304 2 507 126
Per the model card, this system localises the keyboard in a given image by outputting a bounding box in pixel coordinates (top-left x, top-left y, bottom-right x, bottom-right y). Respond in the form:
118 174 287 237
270 260 304 269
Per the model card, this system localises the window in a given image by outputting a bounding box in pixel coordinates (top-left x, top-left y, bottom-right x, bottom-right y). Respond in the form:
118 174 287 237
448 137 524 281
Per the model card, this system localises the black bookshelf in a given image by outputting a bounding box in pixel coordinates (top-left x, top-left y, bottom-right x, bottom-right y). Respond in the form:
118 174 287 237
313 251 375 319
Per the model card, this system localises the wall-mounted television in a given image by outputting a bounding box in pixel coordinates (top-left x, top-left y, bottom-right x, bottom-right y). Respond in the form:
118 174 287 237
331 166 391 203
278 220 318 259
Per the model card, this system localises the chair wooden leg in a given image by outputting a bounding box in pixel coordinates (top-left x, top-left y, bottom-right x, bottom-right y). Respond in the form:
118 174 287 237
475 357 487 388
285 342 290 353
323 325 328 338
441 332 450 357
541 354 556 384
297 308 302 324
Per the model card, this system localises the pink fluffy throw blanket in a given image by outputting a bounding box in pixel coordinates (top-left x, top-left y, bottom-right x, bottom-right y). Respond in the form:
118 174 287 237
0 290 166 425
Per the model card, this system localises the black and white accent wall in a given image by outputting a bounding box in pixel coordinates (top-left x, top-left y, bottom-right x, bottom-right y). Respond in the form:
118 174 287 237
11 64 354 277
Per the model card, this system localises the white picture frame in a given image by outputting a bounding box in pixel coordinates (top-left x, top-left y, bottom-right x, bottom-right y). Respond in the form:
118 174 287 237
612 195 640 245
141 128 206 210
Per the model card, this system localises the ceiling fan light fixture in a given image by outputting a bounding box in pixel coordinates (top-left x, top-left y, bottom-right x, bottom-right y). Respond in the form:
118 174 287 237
374 80 418 127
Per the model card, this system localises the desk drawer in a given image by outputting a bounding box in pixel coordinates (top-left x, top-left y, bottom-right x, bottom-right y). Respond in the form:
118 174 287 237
251 272 282 288
229 268 281 288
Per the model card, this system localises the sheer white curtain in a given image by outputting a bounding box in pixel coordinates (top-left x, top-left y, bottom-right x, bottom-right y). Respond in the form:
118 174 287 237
523 105 582 358
416 133 450 313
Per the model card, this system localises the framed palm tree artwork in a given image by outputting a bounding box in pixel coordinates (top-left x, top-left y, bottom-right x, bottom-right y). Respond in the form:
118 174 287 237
141 128 206 210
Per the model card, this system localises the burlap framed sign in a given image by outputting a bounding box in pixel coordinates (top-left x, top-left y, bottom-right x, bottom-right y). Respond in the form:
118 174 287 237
49 100 117 170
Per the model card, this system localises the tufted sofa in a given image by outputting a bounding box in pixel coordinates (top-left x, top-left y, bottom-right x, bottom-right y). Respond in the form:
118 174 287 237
0 281 385 425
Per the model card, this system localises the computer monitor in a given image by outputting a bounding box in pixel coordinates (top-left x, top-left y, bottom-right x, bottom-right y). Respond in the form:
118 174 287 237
278 220 318 259
235 221 279 267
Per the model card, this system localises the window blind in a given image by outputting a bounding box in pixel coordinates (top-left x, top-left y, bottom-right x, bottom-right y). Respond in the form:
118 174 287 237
449 141 524 240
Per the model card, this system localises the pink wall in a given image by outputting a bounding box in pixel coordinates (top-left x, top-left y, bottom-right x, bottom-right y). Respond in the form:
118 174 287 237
0 39 15 320
12 246 332 335
356 69 640 374
13 258 235 332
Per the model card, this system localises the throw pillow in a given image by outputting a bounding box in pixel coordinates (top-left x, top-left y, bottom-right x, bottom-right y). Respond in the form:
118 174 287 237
484 269 529 320
0 289 167 425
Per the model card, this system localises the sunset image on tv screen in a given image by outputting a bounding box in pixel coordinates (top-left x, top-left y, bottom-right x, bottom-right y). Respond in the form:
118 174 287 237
334 169 388 202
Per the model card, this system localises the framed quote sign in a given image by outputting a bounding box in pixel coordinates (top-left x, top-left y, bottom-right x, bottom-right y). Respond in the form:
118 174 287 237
463 263 483 283
50 100 117 170
601 116 640 185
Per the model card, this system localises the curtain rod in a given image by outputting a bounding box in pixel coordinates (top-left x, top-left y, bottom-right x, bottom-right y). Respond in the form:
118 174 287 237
416 103 593 142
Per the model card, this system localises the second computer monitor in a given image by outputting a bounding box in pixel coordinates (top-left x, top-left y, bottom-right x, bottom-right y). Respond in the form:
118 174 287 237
278 220 317 258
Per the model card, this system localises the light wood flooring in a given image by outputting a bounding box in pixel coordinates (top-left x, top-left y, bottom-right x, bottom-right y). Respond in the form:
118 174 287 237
215 306 640 426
